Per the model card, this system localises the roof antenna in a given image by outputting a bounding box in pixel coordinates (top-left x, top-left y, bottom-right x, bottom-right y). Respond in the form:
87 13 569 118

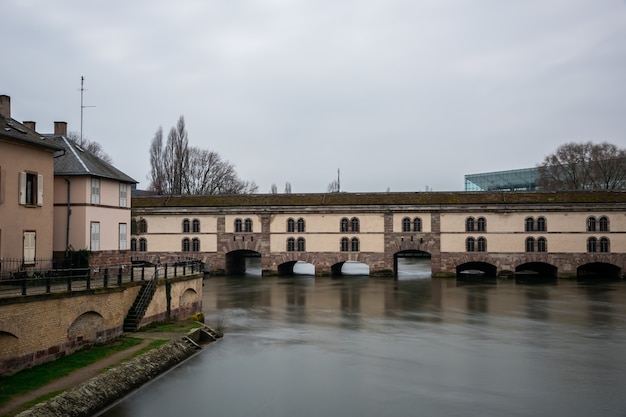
337 168 341 193
80 76 95 146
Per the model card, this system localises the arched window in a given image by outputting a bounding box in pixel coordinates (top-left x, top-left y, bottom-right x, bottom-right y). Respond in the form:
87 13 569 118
287 237 295 252
235 218 242 232
297 237 306 252
466 217 475 232
192 219 200 233
139 238 147 252
130 238 137 251
402 217 411 232
351 237 360 252
244 218 253 232
138 219 147 234
600 237 610 253
287 218 295 233
477 237 486 252
537 237 547 253
587 216 596 232
587 237 597 253
351 217 360 232
182 219 190 233
340 237 349 252
414 217 422 232
340 218 349 232
599 216 609 232
525 237 535 252
192 238 200 252
182 238 190 252
297 218 306 233
536 217 546 232
477 217 486 232
525 217 534 232
466 237 475 252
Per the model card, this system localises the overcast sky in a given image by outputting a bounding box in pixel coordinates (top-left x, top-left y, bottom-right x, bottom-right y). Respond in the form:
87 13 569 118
2 0 625 193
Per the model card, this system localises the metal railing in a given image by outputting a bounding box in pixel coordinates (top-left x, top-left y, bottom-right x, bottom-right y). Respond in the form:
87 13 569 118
0 260 204 299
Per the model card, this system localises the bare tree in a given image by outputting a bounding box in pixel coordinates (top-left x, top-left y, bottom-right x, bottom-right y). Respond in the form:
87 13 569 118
67 132 113 164
537 142 626 191
284 182 292 194
148 116 258 195
270 184 278 194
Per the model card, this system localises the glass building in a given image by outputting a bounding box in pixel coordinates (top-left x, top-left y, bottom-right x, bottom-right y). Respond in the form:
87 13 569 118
465 167 539 191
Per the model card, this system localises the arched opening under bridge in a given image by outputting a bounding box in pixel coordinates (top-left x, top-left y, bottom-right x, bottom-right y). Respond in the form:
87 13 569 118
226 250 262 276
278 260 315 276
331 261 370 277
456 262 497 281
394 250 431 279
515 262 558 283
577 262 622 281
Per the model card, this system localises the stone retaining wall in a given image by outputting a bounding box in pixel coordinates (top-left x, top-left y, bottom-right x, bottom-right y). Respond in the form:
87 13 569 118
15 330 218 417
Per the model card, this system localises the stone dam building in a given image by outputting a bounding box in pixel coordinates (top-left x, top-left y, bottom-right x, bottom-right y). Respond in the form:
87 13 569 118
131 191 626 280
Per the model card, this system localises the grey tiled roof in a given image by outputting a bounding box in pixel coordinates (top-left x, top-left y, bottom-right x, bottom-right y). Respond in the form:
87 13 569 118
0 115 63 152
45 135 137 183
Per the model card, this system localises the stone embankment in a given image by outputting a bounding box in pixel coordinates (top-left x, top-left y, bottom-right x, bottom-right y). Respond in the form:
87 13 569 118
15 326 222 417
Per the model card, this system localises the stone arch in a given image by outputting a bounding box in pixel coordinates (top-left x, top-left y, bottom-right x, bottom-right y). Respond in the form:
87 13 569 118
225 249 262 276
68 311 104 344
179 288 199 319
456 261 497 278
516 262 558 278
278 260 315 276
577 262 622 280
0 331 20 360
331 260 370 277
394 250 431 279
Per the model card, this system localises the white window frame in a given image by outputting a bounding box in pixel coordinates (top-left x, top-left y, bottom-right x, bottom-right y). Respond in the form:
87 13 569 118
91 178 101 205
119 183 127 207
90 222 100 251
23 231 36 264
119 223 127 250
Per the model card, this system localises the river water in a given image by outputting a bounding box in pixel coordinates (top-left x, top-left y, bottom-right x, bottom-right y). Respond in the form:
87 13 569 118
100 271 626 417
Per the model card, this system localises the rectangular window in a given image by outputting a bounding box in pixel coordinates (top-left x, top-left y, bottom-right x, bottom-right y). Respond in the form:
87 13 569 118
19 172 43 206
23 231 36 264
90 222 100 251
91 178 101 204
119 183 127 207
119 223 127 250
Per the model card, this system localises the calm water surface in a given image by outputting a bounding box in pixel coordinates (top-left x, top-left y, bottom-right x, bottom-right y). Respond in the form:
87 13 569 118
100 275 626 417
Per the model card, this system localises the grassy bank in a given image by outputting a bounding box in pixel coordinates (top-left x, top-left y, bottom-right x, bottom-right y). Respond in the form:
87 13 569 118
0 336 143 407
0 319 205 413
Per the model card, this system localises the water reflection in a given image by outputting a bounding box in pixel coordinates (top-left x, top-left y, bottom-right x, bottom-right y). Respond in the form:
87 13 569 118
100 277 626 417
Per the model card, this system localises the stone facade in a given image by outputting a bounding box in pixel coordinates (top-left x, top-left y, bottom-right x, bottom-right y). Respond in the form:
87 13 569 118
130 192 626 279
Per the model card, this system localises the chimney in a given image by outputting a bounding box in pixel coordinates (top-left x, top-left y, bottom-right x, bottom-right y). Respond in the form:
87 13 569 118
54 121 67 136
23 121 36 131
0 95 10 118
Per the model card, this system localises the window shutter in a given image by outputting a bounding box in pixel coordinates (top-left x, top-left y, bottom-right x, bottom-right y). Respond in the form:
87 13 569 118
19 172 26 205
37 174 44 206
23 232 36 263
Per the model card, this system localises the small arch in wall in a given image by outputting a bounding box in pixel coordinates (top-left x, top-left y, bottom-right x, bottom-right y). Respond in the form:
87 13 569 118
181 288 198 307
68 311 104 344
0 331 20 360
577 262 622 281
